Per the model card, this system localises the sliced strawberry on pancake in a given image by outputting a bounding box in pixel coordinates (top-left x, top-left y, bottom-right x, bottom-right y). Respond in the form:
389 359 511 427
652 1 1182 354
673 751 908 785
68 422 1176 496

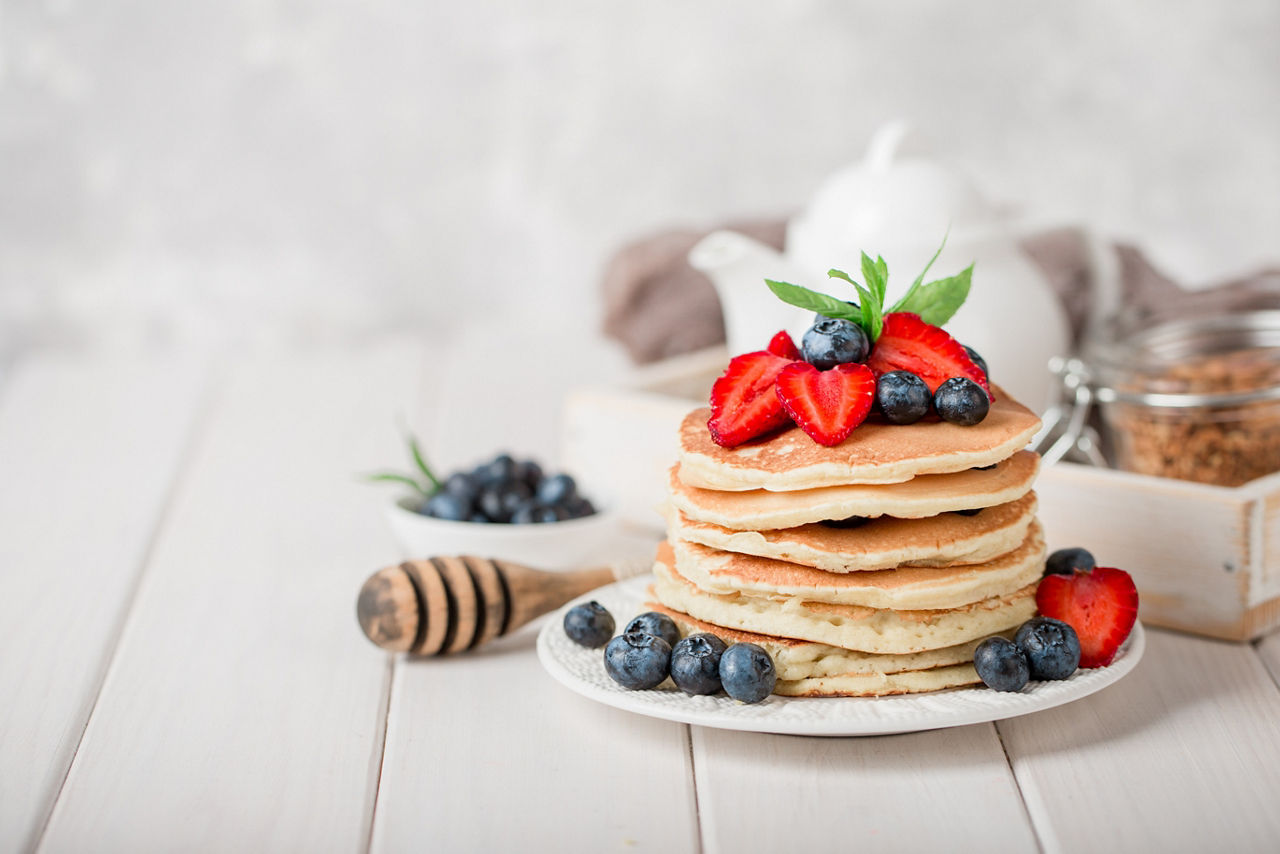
707 351 795 447
774 361 875 446
867 312 992 399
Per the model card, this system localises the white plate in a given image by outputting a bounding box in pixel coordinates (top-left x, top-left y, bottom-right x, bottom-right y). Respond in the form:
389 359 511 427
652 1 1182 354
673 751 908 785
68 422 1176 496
537 576 1145 737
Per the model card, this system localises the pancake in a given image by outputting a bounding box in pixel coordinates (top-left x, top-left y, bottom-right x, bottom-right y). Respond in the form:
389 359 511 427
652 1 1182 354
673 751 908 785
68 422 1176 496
670 520 1045 610
668 450 1039 531
677 385 1041 492
669 492 1038 572
647 598 995 682
652 547 1038 654
775 665 981 697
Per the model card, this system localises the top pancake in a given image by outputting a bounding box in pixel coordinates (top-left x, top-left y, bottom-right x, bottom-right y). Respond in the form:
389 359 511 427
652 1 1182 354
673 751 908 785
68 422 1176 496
678 384 1041 492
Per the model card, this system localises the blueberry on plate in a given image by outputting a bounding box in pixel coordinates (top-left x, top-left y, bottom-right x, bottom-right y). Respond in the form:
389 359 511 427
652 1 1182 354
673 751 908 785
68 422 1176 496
422 491 472 521
563 601 615 649
442 472 478 501
719 642 777 703
537 473 577 507
532 504 566 524
801 317 870 371
513 459 543 490
933 377 990 426
1045 547 1096 577
876 370 932 424
963 345 989 380
603 630 672 690
624 611 681 649
820 515 870 529
974 636 1030 692
1015 617 1081 680
670 633 728 696
476 484 510 522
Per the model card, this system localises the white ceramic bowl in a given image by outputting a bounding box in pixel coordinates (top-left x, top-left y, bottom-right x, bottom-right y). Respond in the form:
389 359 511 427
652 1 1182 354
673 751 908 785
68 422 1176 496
384 496 621 570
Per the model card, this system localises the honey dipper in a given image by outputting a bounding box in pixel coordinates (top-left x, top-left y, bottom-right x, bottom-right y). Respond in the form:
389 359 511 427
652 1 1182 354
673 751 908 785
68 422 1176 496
357 557 637 655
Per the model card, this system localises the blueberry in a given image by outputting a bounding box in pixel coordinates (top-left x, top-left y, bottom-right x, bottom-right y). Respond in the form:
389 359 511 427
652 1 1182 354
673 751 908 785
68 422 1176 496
509 502 537 525
820 515 870 529
933 377 990 426
1045 547 1096 577
499 482 533 519
670 633 728 695
514 459 543 489
533 504 566 523
565 496 597 519
624 612 681 649
719 642 776 703
443 472 477 501
953 507 983 517
801 317 870 370
974 636 1030 692
476 453 516 485
563 601 615 648
603 630 672 690
876 371 932 424
468 513 489 523
422 491 471 521
963 345 989 380
1015 617 1081 680
477 485 509 522
537 473 577 506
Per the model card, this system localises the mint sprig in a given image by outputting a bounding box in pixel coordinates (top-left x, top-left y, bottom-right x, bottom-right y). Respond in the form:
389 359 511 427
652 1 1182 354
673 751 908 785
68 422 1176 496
763 235 972 341
364 429 442 497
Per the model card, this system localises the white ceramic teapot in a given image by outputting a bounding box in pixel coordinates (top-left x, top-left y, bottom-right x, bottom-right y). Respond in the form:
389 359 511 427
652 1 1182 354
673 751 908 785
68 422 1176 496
689 122 1083 411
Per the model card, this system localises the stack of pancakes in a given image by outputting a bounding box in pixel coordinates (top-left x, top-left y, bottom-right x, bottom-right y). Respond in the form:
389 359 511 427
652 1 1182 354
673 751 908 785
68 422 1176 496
650 387 1045 697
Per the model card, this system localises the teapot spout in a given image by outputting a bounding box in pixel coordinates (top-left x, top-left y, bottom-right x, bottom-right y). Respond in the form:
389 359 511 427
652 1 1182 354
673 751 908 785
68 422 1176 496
690 230 813 356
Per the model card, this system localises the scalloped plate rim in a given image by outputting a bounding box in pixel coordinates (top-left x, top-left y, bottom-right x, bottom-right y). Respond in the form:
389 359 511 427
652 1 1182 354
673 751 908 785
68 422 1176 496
536 576 1145 737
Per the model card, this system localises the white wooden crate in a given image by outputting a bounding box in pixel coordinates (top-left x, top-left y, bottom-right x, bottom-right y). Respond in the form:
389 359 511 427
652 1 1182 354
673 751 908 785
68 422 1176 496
562 347 1280 642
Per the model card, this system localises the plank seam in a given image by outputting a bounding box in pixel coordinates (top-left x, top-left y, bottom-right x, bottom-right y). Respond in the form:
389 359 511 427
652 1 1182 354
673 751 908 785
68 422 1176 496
28 364 223 854
684 725 705 854
993 721 1046 854
363 656 397 854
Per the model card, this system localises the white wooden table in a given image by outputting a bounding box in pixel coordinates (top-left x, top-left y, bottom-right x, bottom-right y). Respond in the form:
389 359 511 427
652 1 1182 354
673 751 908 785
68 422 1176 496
4 333 1280 854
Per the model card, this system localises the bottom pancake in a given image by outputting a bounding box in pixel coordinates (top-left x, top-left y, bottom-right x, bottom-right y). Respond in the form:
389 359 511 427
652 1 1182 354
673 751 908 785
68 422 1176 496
652 545 1038 655
646 600 988 696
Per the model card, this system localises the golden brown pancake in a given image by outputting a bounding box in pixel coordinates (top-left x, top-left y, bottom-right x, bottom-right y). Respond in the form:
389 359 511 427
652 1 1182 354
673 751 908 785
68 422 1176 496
649 598 986 695
651 543 1038 654
677 384 1041 492
669 492 1038 572
667 450 1039 530
670 520 1045 610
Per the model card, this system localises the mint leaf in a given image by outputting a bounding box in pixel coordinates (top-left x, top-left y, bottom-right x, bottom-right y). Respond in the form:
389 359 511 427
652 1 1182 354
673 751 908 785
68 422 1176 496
828 266 884 340
890 234 948 314
894 264 973 326
407 433 442 491
765 279 863 323
860 253 888 307
365 472 432 496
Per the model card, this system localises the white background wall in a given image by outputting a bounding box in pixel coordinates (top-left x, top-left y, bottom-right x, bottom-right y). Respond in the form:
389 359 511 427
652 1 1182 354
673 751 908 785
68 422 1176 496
1 0 1277 354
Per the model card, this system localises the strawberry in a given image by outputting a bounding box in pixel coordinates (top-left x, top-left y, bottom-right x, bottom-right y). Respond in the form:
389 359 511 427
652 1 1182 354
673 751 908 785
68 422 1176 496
707 351 794 447
767 329 801 361
774 362 875 446
1036 567 1139 668
866 312 992 399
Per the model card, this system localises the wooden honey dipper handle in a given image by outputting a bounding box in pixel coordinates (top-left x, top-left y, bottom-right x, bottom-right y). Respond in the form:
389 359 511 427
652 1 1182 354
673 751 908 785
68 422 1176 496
356 557 616 655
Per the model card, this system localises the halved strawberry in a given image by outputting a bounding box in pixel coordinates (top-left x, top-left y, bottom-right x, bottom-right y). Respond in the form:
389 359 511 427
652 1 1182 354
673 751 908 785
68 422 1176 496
707 351 794 447
767 329 801 361
1036 567 1139 668
774 362 875 446
867 312 992 399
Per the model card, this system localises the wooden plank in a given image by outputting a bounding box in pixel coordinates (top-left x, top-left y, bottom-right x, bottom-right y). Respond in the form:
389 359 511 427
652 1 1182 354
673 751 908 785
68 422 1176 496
692 724 1039 853
0 354 207 853
36 340 427 853
999 628 1280 853
369 631 700 853
371 325 697 852
1257 632 1280 689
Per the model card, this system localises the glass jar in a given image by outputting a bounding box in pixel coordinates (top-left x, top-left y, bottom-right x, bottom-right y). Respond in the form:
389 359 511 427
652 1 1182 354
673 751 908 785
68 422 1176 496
1081 310 1280 487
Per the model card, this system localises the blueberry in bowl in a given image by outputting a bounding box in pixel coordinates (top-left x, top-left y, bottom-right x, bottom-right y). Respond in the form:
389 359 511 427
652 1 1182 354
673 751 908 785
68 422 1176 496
371 438 616 569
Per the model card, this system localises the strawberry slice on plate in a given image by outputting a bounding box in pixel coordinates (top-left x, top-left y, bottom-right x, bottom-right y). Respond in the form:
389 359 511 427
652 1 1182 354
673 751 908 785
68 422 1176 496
767 329 801 361
867 312 992 399
707 351 795 447
1036 566 1139 668
774 362 875 446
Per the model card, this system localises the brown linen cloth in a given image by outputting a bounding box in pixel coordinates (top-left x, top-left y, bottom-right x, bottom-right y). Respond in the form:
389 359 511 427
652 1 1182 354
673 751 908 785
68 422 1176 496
601 222 1280 362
